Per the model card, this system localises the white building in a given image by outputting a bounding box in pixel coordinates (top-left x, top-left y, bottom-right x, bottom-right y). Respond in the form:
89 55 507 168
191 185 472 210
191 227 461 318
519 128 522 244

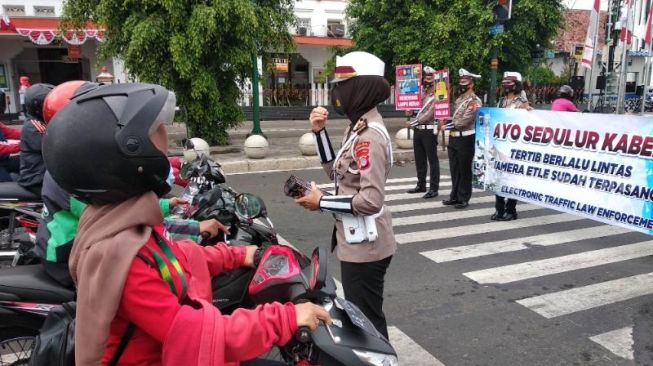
0 0 128 116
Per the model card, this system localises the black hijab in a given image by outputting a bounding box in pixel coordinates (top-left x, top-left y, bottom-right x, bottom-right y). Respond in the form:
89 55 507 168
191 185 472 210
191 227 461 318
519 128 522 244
331 75 391 123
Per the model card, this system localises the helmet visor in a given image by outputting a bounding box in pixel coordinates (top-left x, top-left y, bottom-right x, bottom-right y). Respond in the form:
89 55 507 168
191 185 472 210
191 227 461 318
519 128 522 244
150 91 176 134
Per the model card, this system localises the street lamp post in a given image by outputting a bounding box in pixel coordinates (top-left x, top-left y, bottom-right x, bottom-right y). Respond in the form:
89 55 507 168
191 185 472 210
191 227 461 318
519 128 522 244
250 52 263 136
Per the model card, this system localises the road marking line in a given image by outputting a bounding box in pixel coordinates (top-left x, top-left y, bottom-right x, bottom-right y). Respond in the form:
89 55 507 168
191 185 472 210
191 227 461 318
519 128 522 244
589 327 634 360
421 225 631 263
464 241 653 284
389 195 497 213
389 326 447 366
396 213 579 244
385 190 483 202
379 182 452 192
394 205 539 227
516 272 653 318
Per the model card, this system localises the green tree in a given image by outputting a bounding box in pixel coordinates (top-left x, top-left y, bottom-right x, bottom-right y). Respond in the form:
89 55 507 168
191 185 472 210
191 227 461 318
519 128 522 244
528 65 558 85
346 0 564 93
62 0 295 145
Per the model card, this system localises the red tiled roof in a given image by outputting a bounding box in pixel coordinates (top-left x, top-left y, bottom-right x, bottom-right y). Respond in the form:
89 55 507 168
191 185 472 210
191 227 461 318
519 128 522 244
555 9 607 54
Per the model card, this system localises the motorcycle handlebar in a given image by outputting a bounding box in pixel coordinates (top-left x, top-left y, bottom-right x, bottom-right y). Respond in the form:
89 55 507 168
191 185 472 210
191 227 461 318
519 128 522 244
295 326 312 344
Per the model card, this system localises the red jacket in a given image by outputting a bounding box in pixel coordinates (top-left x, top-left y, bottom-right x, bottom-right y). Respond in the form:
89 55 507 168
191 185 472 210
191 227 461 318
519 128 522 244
0 123 21 155
102 235 297 365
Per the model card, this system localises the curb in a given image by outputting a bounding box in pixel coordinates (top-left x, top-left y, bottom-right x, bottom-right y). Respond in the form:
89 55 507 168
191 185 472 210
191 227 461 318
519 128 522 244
220 149 449 174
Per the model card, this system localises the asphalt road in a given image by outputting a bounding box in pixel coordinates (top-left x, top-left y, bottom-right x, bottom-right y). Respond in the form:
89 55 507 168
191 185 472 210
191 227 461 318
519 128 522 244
225 162 653 366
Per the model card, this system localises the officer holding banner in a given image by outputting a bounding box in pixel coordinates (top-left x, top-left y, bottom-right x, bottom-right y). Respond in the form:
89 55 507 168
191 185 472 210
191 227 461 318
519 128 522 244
442 69 482 209
492 71 531 221
407 66 440 198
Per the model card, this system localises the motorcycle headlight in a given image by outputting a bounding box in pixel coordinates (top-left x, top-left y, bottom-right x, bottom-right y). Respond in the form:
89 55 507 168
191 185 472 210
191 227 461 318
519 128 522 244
352 349 399 366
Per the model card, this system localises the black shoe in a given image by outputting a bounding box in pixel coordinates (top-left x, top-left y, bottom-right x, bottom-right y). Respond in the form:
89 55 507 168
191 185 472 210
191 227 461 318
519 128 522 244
496 212 518 221
454 201 469 209
442 199 459 206
407 186 426 194
490 211 504 220
422 190 438 199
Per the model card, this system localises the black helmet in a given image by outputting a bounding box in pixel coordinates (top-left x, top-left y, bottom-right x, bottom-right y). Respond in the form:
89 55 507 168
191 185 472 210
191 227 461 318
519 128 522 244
43 83 176 205
558 85 574 99
25 83 54 121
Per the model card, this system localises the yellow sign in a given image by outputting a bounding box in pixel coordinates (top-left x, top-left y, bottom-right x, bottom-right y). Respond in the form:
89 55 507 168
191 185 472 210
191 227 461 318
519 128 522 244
272 58 289 72
574 46 584 62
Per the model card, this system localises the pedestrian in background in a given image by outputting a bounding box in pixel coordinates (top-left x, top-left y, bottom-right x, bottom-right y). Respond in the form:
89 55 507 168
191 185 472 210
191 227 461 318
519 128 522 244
551 85 579 112
407 66 440 198
492 71 530 221
442 68 482 209
18 76 30 118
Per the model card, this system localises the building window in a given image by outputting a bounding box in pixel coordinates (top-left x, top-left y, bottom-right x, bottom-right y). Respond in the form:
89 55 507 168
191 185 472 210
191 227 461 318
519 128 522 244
327 20 345 38
3 5 25 16
296 18 310 36
34 6 55 17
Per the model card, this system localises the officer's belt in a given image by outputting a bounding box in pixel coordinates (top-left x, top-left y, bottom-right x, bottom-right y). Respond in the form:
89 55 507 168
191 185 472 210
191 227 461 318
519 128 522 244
449 129 475 137
414 124 438 131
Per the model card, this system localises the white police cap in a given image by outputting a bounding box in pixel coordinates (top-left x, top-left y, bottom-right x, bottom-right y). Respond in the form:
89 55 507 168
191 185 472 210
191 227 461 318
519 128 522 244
459 68 481 79
332 51 385 83
503 71 523 82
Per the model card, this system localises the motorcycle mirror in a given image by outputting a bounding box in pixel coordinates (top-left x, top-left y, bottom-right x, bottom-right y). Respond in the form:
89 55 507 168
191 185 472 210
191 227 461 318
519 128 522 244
310 247 328 291
234 193 267 219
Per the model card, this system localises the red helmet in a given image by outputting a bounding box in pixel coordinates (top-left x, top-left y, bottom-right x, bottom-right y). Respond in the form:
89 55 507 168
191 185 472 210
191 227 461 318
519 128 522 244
43 80 95 124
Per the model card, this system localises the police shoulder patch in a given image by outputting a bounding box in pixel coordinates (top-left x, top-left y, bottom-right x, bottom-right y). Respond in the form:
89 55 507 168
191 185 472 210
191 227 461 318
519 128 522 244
355 139 371 170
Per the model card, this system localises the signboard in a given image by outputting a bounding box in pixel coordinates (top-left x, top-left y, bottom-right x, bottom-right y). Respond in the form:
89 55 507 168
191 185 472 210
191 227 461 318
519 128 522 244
272 58 288 72
433 68 450 119
574 46 584 62
0 65 6 89
395 64 422 110
489 24 505 35
474 108 653 235
544 50 555 59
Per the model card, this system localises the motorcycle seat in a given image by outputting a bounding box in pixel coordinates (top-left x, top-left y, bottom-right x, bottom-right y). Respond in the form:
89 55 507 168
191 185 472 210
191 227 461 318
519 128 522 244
0 182 40 202
0 265 74 304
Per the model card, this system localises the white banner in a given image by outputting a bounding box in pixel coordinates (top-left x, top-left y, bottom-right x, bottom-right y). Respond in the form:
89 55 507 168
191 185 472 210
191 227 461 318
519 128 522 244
474 108 653 235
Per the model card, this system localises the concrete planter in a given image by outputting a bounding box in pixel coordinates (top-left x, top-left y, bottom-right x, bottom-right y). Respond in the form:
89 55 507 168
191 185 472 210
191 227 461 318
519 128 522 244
244 135 269 159
395 128 413 149
299 132 317 156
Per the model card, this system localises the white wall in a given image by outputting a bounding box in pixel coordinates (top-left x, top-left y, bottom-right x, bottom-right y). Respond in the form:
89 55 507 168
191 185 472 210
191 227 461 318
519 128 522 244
0 0 63 16
293 0 348 37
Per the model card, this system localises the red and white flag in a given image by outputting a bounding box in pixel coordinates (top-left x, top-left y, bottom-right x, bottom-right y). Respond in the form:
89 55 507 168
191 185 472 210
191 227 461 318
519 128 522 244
581 0 600 69
620 0 634 45
0 13 13 32
645 1 653 46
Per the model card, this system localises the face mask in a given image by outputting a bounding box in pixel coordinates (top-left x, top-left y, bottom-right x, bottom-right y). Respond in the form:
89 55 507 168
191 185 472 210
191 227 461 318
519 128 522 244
166 165 175 188
502 85 515 94
457 84 469 96
331 87 345 116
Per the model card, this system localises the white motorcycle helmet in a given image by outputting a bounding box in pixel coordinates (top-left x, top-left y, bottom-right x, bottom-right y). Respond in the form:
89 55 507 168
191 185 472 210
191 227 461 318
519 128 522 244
183 137 210 162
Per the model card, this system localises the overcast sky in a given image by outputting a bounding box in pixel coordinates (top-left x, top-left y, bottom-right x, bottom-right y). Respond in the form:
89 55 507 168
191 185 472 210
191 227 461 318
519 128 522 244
564 0 609 10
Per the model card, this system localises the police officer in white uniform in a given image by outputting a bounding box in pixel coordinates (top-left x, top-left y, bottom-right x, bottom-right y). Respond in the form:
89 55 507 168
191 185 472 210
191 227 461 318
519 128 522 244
295 51 396 338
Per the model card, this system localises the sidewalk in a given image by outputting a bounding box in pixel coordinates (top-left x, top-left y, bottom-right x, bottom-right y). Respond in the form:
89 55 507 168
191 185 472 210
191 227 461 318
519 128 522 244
169 118 449 174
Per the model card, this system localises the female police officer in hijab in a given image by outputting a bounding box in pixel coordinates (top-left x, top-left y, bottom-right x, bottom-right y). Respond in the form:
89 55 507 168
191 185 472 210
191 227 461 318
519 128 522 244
296 51 396 338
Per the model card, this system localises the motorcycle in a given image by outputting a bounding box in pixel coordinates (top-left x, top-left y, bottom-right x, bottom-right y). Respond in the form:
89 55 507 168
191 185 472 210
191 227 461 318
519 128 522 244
0 192 398 365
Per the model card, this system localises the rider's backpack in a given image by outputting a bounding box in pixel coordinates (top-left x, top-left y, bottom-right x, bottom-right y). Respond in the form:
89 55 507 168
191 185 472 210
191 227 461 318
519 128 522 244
29 301 135 366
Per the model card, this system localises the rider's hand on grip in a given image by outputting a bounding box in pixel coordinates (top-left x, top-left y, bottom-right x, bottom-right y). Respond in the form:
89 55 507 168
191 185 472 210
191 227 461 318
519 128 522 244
295 303 332 332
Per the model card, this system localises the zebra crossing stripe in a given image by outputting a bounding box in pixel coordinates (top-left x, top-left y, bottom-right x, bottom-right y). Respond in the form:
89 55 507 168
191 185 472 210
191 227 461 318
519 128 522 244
421 225 631 263
394 205 540 227
380 182 452 192
589 327 634 360
388 327 447 366
395 213 580 244
385 189 483 203
389 195 497 213
516 272 653 318
464 241 653 284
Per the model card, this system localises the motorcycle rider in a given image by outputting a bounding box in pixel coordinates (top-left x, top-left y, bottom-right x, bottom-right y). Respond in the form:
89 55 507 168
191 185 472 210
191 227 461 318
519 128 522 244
551 85 579 112
407 65 440 199
35 81 232 288
17 83 54 194
297 51 396 338
42 83 330 365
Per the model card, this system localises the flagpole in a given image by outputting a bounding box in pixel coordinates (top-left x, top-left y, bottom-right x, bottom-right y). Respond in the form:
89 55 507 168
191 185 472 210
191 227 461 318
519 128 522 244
617 2 631 114
586 4 600 112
